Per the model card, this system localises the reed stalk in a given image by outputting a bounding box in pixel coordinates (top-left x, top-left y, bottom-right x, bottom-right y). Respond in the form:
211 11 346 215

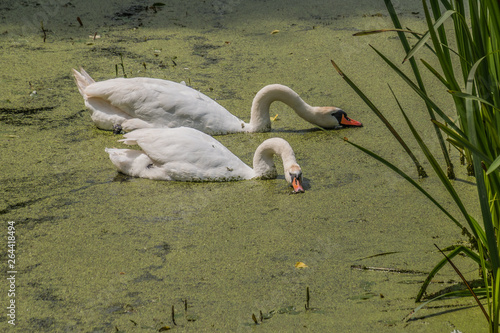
336 0 500 330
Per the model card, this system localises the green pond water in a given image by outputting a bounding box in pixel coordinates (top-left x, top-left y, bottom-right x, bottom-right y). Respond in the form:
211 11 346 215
0 0 486 332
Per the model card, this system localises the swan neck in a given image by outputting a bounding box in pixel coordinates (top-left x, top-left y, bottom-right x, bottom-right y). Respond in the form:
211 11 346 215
252 138 298 179
249 84 312 132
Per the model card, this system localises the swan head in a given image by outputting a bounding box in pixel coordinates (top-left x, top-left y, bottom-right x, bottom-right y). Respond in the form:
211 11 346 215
312 108 363 129
253 137 305 193
286 164 305 193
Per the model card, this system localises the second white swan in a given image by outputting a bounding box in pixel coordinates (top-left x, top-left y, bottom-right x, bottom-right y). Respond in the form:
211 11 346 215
105 127 305 192
73 68 362 135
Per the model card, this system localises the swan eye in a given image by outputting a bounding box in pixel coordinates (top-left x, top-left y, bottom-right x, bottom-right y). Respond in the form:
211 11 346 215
331 110 345 117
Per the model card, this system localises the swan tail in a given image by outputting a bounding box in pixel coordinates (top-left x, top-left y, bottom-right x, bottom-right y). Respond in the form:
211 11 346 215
105 148 168 180
117 138 139 146
72 67 95 96
121 118 154 132
105 147 143 173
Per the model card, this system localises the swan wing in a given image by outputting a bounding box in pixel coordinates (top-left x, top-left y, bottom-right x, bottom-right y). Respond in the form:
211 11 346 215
120 127 254 181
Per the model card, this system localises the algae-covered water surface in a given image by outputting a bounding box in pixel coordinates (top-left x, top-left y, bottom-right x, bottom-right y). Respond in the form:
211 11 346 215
0 0 486 331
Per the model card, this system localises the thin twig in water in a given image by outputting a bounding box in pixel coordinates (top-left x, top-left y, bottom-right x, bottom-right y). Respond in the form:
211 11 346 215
353 28 423 36
305 287 310 310
351 264 428 275
40 21 47 42
171 305 176 325
356 251 400 261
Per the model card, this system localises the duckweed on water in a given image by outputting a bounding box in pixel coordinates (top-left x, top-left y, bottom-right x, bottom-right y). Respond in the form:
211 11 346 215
0 0 484 331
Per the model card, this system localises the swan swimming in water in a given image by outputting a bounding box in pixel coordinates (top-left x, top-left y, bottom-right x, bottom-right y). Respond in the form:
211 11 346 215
73 68 362 135
105 127 305 193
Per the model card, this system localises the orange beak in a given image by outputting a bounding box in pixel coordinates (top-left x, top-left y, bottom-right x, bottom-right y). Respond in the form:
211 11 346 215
292 177 305 193
340 114 363 127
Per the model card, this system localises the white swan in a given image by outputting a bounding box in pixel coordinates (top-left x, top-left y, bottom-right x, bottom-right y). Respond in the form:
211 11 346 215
105 127 305 192
73 68 362 135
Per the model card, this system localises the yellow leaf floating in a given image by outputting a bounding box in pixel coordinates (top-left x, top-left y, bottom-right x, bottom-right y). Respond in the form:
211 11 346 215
270 114 279 122
271 30 280 34
295 262 308 268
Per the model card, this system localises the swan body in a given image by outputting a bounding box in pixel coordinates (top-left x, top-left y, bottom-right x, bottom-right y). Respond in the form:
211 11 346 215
73 68 362 135
105 127 305 192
